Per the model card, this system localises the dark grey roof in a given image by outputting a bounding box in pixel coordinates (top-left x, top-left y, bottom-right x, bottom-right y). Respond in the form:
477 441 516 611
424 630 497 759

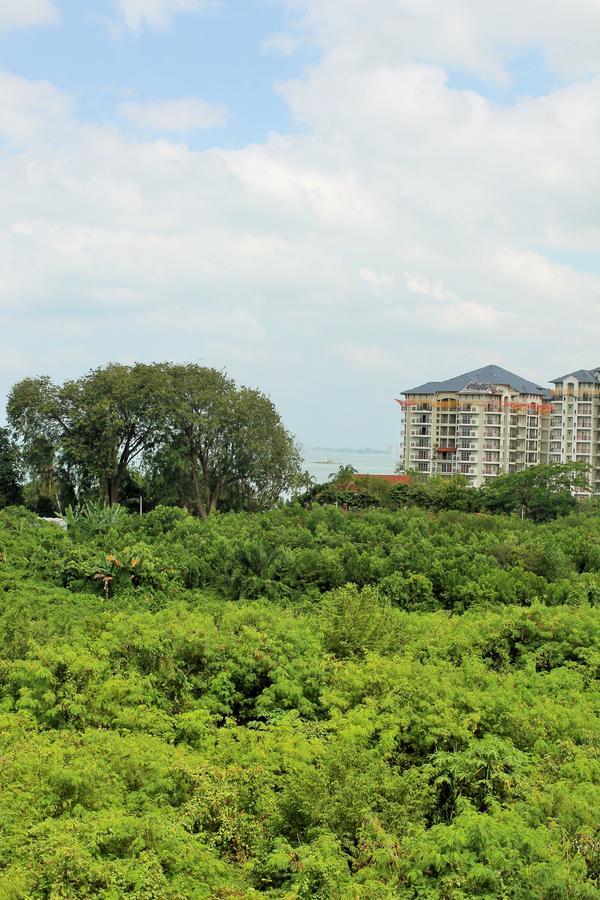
403 364 549 397
551 369 600 384
460 382 504 395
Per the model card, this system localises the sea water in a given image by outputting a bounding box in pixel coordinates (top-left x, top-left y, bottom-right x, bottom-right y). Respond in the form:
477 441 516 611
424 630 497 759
301 446 401 485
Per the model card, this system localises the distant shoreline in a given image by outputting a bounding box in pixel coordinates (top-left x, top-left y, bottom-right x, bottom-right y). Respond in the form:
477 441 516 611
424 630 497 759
301 447 401 480
303 446 389 454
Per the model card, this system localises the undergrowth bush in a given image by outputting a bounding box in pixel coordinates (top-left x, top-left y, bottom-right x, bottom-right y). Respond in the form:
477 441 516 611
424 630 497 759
0 505 598 897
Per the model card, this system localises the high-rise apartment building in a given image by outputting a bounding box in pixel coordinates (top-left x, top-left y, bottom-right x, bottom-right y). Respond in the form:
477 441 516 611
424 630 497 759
399 364 552 487
548 369 600 495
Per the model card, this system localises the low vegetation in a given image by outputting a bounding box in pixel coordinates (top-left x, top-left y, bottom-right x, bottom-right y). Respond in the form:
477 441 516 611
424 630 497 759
306 463 593 523
1 362 598 896
0 502 598 897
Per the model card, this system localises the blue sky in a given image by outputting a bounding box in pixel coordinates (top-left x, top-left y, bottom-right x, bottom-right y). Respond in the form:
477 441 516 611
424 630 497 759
1 2 559 123
0 1 314 146
1 0 599 448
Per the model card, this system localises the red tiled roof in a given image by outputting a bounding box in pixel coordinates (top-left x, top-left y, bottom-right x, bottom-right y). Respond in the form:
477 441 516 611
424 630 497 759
354 474 411 484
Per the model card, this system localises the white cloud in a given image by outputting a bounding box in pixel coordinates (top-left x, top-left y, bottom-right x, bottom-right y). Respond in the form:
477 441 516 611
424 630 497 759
433 300 502 332
0 72 72 144
3 3 600 442
277 0 600 81
146 306 264 339
360 267 394 296
336 342 401 374
0 0 57 31
114 0 219 33
119 98 226 132
404 273 455 302
261 31 298 57
0 345 25 374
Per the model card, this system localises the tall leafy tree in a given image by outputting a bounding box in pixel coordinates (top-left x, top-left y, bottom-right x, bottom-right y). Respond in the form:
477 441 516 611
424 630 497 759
8 362 302 513
5 377 63 506
0 427 22 508
8 364 171 506
479 462 590 521
165 364 303 517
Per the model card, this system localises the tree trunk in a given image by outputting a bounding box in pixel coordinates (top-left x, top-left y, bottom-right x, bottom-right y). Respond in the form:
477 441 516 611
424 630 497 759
107 476 121 507
208 483 220 515
107 452 130 507
190 456 208 519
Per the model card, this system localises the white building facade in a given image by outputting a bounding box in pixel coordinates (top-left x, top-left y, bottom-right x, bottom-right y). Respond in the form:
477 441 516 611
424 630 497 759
548 369 600 495
400 364 552 488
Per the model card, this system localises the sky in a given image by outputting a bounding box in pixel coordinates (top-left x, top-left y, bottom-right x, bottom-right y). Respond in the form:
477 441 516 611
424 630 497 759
1 0 599 448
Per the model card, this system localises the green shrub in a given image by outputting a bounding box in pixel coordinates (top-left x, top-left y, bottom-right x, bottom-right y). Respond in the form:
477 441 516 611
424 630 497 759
0 503 599 896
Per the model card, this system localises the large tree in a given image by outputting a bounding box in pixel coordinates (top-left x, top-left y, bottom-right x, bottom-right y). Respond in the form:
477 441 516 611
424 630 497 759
4 377 63 506
479 462 591 521
8 364 171 506
163 364 303 517
7 362 302 513
0 427 22 508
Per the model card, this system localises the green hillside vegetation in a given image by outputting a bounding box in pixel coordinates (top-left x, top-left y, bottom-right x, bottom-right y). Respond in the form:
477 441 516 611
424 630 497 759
0 503 598 898
307 463 593 523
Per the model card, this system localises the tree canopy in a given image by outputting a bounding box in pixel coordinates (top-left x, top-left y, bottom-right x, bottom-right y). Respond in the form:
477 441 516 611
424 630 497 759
304 463 594 523
158 365 303 517
479 461 590 521
0 426 21 508
7 363 302 513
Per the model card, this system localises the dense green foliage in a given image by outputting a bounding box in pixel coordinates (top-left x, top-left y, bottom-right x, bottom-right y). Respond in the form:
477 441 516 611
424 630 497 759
310 464 592 524
6 363 302 513
0 427 21 508
0 503 598 897
3 358 593 529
